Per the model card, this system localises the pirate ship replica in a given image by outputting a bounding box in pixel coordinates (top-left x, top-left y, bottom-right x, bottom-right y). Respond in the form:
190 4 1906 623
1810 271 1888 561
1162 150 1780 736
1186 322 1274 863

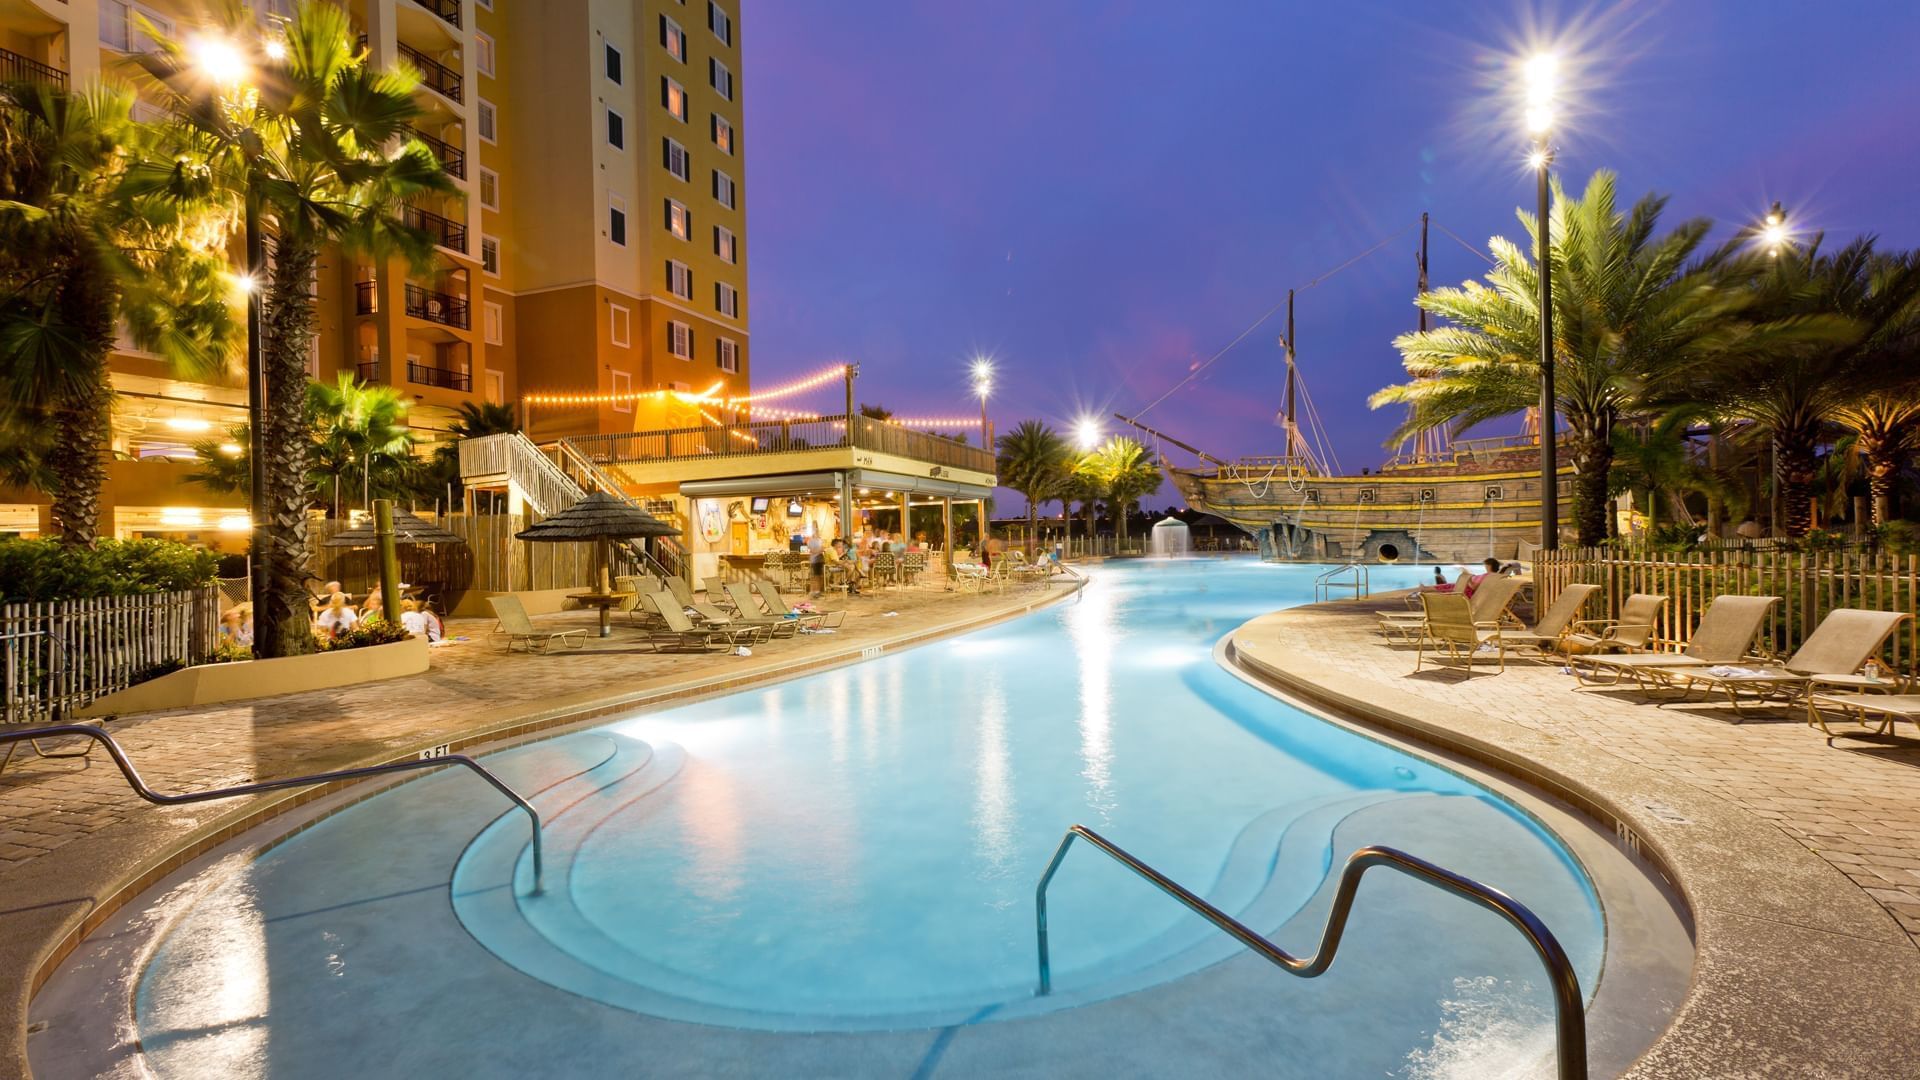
1123 215 1571 564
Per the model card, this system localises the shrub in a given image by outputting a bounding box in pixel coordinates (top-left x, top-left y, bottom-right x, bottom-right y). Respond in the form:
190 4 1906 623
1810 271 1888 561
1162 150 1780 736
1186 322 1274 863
1871 521 1920 557
0 538 220 602
319 616 413 652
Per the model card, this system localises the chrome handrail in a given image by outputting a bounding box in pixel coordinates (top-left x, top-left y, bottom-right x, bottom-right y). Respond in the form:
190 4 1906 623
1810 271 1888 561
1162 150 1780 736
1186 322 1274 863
0 725 543 893
1313 561 1369 601
1034 826 1586 1080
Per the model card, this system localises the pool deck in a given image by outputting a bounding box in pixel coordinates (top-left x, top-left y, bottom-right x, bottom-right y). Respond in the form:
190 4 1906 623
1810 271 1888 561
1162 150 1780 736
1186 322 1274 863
0 576 1084 1079
1228 591 1920 1077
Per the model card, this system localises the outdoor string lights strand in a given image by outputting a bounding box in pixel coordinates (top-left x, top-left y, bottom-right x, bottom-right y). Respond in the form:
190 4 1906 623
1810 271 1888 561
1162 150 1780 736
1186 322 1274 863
1133 219 1421 420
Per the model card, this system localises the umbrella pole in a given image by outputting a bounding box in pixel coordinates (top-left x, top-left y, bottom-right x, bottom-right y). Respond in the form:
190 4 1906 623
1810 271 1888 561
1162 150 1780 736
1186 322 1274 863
375 499 403 630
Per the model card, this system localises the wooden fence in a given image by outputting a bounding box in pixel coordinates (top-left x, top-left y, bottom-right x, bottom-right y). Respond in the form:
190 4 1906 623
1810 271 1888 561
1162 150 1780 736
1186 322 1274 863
308 513 605 609
1534 547 1920 671
2 586 222 724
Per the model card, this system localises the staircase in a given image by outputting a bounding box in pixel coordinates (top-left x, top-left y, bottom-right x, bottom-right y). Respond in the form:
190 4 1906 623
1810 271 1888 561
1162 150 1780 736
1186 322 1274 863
459 433 685 580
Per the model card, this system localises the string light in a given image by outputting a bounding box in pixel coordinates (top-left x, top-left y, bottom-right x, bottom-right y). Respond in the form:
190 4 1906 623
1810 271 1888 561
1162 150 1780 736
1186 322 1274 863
889 416 980 429
721 363 849 404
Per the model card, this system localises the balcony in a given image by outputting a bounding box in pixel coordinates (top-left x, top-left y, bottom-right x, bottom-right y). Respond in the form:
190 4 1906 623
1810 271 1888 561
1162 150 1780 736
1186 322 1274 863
403 204 467 251
356 360 382 383
389 39 463 103
353 280 377 315
404 283 470 329
410 127 465 179
408 362 471 392
407 0 461 30
0 47 66 88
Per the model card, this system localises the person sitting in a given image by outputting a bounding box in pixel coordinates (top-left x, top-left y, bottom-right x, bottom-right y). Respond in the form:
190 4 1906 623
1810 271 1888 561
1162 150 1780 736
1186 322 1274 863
1419 557 1503 598
315 593 359 639
399 599 443 642
219 603 254 647
807 532 827 598
831 537 864 596
362 585 385 623
310 580 346 614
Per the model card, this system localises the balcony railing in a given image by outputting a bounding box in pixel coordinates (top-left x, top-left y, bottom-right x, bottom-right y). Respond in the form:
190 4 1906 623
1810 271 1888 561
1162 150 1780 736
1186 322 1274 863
564 414 996 475
354 280 377 315
408 362 471 391
392 39 463 103
0 47 66 87
403 204 467 251
356 360 382 383
404 283 470 329
410 126 464 179
408 0 461 30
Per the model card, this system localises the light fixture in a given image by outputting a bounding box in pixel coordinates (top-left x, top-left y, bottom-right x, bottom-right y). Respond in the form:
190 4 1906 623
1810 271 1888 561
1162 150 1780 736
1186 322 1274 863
262 38 287 62
218 442 243 456
160 507 205 527
1760 201 1789 257
191 36 248 87
1074 416 1101 450
1526 148 1549 170
218 514 252 531
165 417 213 433
232 272 257 295
970 357 994 385
1524 106 1554 136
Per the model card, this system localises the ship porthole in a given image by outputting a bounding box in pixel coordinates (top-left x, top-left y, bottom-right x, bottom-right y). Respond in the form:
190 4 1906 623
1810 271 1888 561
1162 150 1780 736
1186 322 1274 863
1376 543 1401 563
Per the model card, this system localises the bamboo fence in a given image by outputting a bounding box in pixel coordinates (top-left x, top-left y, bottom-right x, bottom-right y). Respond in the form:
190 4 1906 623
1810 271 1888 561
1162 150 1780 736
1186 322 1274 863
308 513 606 608
1534 547 1920 671
1 585 222 724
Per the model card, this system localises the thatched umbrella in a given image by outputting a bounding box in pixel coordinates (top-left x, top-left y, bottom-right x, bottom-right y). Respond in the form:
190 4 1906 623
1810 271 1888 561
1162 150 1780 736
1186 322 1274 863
515 492 682 636
323 508 467 548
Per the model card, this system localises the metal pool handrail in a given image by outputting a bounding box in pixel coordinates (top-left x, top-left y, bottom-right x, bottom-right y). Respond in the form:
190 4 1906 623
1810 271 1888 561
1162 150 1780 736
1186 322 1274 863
1034 825 1586 1080
1313 561 1369 601
0 725 543 893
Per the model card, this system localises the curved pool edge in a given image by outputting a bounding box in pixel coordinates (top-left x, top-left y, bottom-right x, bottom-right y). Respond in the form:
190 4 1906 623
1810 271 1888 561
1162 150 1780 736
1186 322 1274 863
7 578 1086 1080
1222 595 1920 1079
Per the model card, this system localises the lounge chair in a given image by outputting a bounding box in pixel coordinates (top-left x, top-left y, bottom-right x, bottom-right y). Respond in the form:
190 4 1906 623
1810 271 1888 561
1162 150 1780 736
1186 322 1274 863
1573 595 1778 690
731 581 827 631
1413 591 1505 674
716 584 807 637
949 561 990 593
1559 592 1666 655
486 595 588 654
1665 609 1913 721
1806 689 1920 737
645 596 755 652
1503 583 1600 657
689 601 780 642
1380 575 1522 642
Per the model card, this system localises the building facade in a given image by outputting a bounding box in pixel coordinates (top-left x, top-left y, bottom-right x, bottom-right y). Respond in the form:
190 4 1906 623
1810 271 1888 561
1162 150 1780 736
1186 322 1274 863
0 0 748 541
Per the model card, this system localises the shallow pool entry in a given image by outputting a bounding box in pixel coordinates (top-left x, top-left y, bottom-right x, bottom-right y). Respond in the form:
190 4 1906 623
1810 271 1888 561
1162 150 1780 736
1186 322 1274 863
130 560 1611 1077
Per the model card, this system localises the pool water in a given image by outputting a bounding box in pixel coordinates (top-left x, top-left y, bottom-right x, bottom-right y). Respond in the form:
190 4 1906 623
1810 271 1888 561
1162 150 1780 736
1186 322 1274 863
132 559 1608 1077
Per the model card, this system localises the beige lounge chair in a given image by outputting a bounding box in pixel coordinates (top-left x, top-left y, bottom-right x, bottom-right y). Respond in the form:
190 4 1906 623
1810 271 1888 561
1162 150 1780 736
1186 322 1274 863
689 601 780 642
646 596 754 652
1504 583 1600 656
1413 591 1506 674
1559 593 1666 655
1666 609 1912 721
716 585 806 638
733 581 828 630
486 595 587 654
1381 575 1521 642
1806 690 1920 737
1574 595 1778 690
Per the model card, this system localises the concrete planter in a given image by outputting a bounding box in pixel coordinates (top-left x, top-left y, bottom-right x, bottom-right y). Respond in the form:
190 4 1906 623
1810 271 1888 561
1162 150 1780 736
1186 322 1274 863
78 635 430 717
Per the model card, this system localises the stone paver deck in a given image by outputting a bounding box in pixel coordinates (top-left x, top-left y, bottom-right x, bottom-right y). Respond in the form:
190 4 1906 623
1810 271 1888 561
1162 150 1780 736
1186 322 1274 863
0 576 1080 1078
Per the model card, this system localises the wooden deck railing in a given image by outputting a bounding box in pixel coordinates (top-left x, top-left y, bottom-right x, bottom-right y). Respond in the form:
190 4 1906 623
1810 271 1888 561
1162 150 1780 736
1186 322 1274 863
1533 547 1920 671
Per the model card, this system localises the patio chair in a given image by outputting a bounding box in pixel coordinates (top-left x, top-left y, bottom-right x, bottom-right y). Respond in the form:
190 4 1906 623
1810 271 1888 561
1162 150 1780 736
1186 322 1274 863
486 595 588 654
902 551 927 585
720 582 808 637
1380 575 1522 642
871 551 898 589
1502 583 1601 657
1573 595 1778 690
1665 608 1913 721
1559 593 1667 655
1806 689 1920 737
750 580 829 628
664 575 698 610
645 596 753 652
1413 591 1505 674
690 601 780 642
703 577 738 610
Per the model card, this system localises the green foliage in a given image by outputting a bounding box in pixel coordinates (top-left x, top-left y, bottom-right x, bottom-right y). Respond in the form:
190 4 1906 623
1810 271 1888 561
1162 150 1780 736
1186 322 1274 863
0 537 219 601
319 615 412 651
421 400 515 509
209 640 254 664
1871 521 1920 557
307 372 419 515
1076 437 1162 540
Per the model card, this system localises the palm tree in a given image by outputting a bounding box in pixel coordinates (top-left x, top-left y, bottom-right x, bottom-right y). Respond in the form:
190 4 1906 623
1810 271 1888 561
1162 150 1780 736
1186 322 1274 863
994 419 1068 557
1832 386 1920 526
1607 408 1744 539
141 1 453 655
422 400 515 510
1083 436 1161 544
1689 240 1920 536
1371 170 1752 546
0 83 239 545
307 372 416 517
1066 457 1105 551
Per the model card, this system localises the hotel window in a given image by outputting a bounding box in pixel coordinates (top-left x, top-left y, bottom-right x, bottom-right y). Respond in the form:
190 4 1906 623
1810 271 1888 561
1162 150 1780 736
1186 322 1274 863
475 33 496 77
480 236 500 275
662 77 687 122
606 108 625 150
709 58 733 101
711 169 735 210
308 333 322 378
710 114 733 155
483 301 504 345
604 43 623 85
100 2 173 54
479 168 499 210
708 2 732 46
715 281 738 318
713 225 736 263
660 15 686 62
478 99 498 143
665 198 690 240
667 320 693 359
666 260 692 300
476 0 492 9
610 303 631 347
717 337 739 373
663 138 690 182
610 369 632 413
609 196 627 246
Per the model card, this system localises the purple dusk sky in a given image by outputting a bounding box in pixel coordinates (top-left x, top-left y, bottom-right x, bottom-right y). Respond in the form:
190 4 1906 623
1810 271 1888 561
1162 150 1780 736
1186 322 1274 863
740 2 1920 510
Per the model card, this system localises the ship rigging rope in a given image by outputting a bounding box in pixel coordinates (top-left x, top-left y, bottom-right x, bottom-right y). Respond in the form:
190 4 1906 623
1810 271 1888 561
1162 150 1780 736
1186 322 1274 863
1133 220 1421 421
1429 218 1499 266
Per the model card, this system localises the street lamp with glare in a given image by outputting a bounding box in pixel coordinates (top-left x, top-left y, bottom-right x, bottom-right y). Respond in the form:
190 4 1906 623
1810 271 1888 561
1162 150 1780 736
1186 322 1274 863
1761 201 1788 257
1074 417 1101 451
1521 51 1559 550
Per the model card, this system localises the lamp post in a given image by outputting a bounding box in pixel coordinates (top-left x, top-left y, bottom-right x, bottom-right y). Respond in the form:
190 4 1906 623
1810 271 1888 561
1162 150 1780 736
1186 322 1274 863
1761 202 1788 258
1525 54 1559 550
971 358 994 554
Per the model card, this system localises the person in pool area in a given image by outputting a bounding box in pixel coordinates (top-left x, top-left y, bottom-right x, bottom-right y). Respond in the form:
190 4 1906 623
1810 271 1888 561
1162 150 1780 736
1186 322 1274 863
1419 557 1504 597
807 531 827 597
832 537 864 596
315 593 358 639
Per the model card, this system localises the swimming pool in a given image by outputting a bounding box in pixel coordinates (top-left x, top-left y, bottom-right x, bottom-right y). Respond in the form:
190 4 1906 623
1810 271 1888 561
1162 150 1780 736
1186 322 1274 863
126 560 1614 1078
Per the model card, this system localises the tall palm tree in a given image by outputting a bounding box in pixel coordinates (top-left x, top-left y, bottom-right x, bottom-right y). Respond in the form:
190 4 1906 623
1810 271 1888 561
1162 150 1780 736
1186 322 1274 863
1065 457 1105 550
1832 387 1920 526
140 1 453 655
1689 240 1920 536
0 83 239 544
1607 408 1743 538
1371 170 1752 546
994 419 1068 557
1083 436 1161 544
308 372 416 517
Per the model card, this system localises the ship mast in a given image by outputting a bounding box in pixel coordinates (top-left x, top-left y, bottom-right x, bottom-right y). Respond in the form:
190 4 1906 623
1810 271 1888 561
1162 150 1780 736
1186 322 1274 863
1404 212 1450 464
